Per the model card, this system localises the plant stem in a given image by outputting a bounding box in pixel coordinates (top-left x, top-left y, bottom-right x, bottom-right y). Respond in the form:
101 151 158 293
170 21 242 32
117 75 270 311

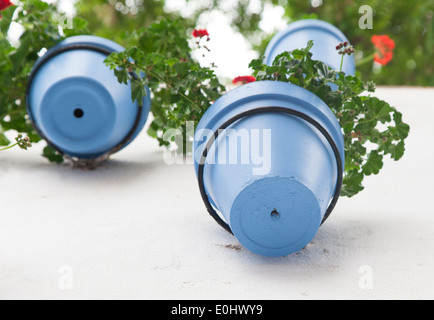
356 117 378 125
340 54 345 72
136 66 202 112
356 52 376 67
0 143 18 151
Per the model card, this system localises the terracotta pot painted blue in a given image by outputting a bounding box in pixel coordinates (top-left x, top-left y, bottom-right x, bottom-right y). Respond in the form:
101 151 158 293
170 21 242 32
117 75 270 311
27 35 150 159
264 19 356 76
194 81 344 257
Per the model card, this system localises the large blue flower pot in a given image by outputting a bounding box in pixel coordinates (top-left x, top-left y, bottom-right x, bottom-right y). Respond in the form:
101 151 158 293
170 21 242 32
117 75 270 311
27 35 151 159
264 19 356 75
194 81 344 257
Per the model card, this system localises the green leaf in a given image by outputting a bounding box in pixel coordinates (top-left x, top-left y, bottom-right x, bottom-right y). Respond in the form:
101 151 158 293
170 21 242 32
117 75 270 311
147 126 158 139
42 146 64 164
0 5 15 31
63 17 88 37
396 122 410 139
10 32 32 73
389 141 406 161
202 87 222 101
249 58 265 70
363 150 384 176
304 40 314 53
30 0 50 11
165 58 178 67
341 170 365 197
0 133 10 146
174 62 190 77
146 52 166 65
365 98 392 124
315 62 336 80
114 69 129 84
130 78 148 104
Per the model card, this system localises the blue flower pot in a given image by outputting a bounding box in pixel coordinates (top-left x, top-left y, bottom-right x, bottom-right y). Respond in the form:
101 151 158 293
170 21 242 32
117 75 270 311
264 19 356 76
27 35 151 159
194 81 344 257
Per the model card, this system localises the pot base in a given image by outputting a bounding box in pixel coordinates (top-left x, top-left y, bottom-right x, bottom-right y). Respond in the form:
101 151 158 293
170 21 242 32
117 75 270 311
39 77 116 153
230 177 322 257
27 35 151 159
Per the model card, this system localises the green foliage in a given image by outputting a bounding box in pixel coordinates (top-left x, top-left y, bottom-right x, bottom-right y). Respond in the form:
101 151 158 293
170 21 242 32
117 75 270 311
0 0 88 160
188 0 434 86
75 0 433 87
250 41 410 197
75 0 182 47
105 19 225 152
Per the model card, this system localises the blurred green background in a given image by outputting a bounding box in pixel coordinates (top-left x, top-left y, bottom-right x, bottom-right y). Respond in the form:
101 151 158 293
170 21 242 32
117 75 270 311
76 0 433 86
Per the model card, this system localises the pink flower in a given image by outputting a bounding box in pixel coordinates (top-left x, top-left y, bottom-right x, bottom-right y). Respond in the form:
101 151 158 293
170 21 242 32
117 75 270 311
232 76 256 85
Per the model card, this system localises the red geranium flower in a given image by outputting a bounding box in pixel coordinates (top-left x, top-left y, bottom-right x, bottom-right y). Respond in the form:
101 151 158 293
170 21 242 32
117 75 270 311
232 76 256 85
371 35 395 66
192 29 209 38
0 0 14 14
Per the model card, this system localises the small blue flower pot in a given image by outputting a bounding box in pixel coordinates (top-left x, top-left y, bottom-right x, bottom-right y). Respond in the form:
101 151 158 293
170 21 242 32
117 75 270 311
27 35 151 159
264 19 356 75
194 81 344 257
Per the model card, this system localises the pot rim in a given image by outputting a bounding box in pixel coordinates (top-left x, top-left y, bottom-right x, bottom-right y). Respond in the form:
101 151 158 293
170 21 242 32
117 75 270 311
264 19 356 75
194 80 345 172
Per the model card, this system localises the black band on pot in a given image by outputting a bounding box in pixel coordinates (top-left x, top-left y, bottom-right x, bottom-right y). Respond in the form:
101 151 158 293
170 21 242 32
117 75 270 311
25 43 143 160
197 106 344 235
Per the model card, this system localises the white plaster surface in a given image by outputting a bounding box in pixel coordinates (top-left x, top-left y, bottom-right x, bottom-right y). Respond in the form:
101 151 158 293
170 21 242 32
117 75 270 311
0 87 433 300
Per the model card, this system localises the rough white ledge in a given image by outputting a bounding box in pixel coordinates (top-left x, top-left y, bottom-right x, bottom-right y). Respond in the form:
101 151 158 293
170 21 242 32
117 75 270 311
0 87 433 300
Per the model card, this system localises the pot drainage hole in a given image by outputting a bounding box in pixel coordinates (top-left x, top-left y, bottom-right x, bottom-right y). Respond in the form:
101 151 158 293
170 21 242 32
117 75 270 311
74 108 84 119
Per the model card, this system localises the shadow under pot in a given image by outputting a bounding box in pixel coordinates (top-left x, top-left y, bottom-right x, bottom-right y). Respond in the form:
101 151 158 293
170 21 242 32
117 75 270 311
264 19 356 76
194 81 345 257
27 35 151 159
